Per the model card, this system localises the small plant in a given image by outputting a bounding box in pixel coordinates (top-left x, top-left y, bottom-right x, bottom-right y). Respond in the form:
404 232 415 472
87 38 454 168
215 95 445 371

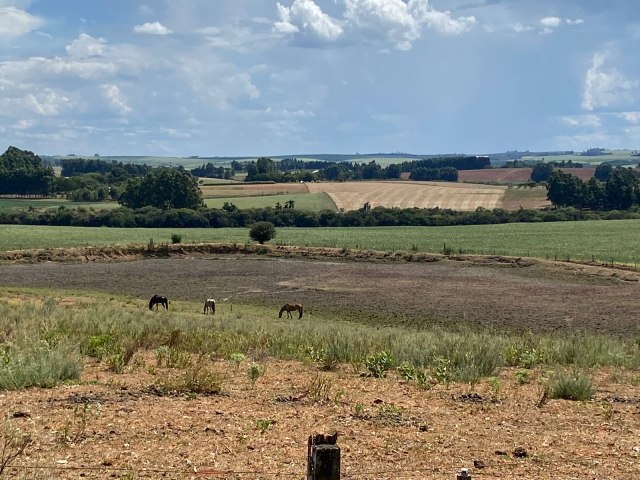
433 356 452 385
152 363 224 396
306 374 332 403
550 370 596 401
353 402 365 417
247 362 263 388
397 361 417 381
229 353 246 370
106 352 125 374
171 233 182 244
0 420 31 475
515 369 531 385
255 418 272 434
488 376 501 398
147 237 155 251
365 351 393 378
61 402 101 445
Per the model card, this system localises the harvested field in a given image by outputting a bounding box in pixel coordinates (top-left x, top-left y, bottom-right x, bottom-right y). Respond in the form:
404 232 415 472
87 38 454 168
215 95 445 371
307 181 506 211
0 253 638 335
200 182 309 198
459 168 595 184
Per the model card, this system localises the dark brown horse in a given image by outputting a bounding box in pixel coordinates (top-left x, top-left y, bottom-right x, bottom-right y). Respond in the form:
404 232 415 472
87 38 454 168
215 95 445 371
279 303 303 319
149 295 169 310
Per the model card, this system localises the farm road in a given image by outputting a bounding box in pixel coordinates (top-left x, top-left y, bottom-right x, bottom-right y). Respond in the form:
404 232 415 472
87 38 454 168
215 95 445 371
1 255 638 335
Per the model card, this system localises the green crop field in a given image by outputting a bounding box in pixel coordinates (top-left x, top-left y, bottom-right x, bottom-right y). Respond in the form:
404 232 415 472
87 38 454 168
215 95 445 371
1 219 638 264
0 198 120 211
203 192 336 211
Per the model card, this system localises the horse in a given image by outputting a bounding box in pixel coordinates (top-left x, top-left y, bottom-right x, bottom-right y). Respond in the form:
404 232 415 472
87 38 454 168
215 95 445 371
149 295 169 311
203 298 216 315
279 303 303 319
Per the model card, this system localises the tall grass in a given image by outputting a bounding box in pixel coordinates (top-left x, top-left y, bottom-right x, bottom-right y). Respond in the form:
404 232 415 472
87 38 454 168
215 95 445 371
1 295 638 390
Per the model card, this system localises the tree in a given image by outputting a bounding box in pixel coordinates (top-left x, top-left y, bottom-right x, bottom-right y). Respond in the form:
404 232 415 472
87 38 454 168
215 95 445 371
594 163 613 182
530 162 554 182
546 170 585 207
118 169 203 209
249 221 276 244
605 167 639 210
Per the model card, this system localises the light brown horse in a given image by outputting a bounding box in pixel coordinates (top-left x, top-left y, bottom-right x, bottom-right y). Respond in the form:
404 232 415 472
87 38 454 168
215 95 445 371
279 303 303 319
203 298 216 315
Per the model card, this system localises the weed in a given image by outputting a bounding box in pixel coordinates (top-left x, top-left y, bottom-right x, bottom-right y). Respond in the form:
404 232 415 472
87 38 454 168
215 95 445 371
550 370 596 401
0 420 31 475
247 362 263 388
153 362 224 396
229 352 246 370
365 351 393 378
536 379 551 408
515 369 531 385
255 419 272 434
488 376 501 399
434 356 452 385
60 402 101 445
306 374 332 403
353 402 365 417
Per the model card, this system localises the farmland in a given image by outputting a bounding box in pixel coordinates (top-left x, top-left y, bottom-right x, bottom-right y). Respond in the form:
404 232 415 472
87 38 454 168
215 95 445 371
458 167 595 184
307 181 506 211
1 219 640 264
0 252 639 478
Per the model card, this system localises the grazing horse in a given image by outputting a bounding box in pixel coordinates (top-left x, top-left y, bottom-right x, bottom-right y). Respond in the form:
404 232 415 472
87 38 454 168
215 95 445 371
279 303 303 319
203 298 216 315
149 295 169 311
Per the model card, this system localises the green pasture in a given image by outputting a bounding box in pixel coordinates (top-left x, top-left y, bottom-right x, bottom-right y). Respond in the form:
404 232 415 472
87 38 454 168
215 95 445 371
521 150 639 166
0 198 120 211
203 192 337 211
0 219 638 264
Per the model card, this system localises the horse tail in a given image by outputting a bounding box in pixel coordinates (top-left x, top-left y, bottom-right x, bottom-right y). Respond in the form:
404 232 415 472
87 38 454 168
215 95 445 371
298 304 303 319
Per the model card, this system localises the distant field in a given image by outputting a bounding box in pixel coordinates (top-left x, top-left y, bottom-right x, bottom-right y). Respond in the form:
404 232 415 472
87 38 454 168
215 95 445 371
203 192 336 211
200 183 309 198
501 186 550 210
459 167 595 184
0 198 120 211
2 219 638 264
308 181 506 211
521 150 639 166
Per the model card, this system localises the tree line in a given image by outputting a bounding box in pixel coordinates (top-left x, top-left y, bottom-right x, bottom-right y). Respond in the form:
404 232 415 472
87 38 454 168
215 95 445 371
0 146 56 196
2 203 637 229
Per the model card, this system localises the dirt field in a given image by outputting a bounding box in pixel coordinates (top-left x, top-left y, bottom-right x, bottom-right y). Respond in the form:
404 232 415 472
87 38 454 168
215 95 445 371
307 181 506 212
0 253 638 335
458 168 595 184
1 253 640 478
200 183 309 198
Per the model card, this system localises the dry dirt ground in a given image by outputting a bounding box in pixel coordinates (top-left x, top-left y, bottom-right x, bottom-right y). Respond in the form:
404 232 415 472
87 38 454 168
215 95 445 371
1 250 640 479
0 251 638 335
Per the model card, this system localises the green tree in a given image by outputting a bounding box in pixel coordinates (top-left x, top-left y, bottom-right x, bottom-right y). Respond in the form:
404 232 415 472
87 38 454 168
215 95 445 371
594 163 613 182
530 162 554 182
118 169 203 209
605 167 639 210
249 221 276 244
546 170 585 207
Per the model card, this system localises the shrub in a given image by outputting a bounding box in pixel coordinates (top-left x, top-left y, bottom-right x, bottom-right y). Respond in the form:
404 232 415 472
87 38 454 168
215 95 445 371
171 233 182 244
249 221 276 244
365 351 393 378
247 362 263 388
550 370 596 401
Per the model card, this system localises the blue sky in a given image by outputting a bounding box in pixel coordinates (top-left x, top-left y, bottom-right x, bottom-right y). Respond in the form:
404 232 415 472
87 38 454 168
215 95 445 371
0 0 639 157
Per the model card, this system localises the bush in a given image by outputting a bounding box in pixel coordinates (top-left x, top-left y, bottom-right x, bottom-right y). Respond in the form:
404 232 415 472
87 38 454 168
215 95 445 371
365 351 393 378
249 221 276 244
171 233 182 244
550 370 596 401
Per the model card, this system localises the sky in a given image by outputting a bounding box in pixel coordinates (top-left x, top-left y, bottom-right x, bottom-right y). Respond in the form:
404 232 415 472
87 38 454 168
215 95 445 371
0 0 639 157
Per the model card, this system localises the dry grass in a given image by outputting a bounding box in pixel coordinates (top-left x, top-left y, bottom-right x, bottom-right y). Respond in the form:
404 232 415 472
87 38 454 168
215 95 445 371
200 183 309 198
307 181 507 211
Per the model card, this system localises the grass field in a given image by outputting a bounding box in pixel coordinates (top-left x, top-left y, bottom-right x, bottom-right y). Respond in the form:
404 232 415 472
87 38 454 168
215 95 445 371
0 198 120 211
203 192 336 211
200 182 309 198
1 220 638 264
521 150 639 166
501 186 550 210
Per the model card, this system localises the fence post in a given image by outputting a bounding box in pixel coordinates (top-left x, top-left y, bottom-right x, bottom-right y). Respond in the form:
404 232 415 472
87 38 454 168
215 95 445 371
307 432 340 480
456 467 472 479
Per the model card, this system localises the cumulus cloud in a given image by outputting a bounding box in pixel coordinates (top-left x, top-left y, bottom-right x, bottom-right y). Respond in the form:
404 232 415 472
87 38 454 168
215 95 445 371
133 21 173 35
101 84 132 115
274 0 475 50
583 52 638 111
65 33 107 58
274 0 343 41
540 16 561 28
566 18 584 26
0 6 43 40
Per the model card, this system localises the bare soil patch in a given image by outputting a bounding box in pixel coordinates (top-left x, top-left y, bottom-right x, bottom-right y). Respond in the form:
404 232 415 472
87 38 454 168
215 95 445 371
0 246 638 335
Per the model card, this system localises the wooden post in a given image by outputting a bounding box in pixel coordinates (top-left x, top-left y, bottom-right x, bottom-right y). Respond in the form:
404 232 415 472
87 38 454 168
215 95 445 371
307 432 340 480
456 467 472 479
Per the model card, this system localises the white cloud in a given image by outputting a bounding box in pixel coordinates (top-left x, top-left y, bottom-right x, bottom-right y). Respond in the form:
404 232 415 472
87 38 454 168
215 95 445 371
24 88 71 116
540 16 561 28
133 21 173 35
0 6 43 40
65 33 107 58
619 111 640 123
560 114 601 128
274 0 343 41
101 84 132 115
275 0 475 50
583 52 638 111
566 18 584 26
511 23 533 33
